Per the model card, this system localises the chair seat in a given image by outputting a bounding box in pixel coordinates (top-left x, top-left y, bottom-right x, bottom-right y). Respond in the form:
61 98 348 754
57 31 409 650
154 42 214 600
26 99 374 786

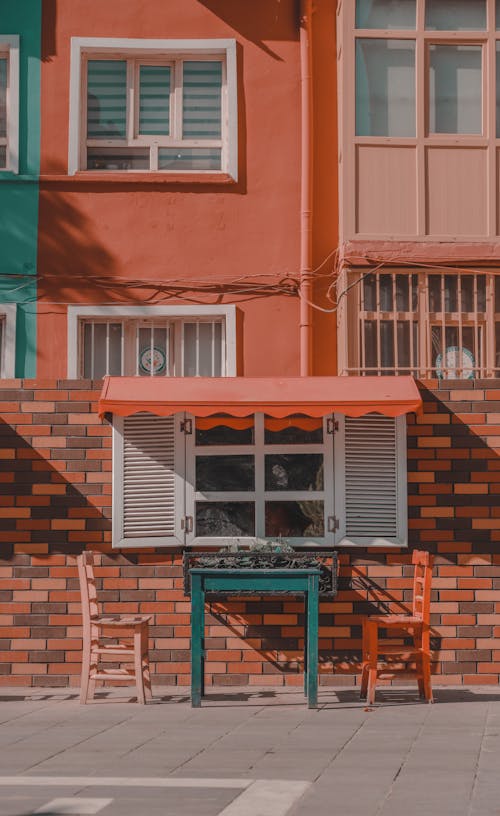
94 615 152 627
366 615 422 627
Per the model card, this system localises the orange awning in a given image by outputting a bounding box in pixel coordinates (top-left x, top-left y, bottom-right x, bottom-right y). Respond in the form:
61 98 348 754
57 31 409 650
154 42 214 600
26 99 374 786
98 376 422 420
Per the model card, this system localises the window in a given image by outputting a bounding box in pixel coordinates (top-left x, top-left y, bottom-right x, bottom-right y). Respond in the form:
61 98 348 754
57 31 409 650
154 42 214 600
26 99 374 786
67 305 236 378
69 38 237 178
0 303 16 378
341 1 500 238
338 269 500 378
0 36 19 173
112 412 407 549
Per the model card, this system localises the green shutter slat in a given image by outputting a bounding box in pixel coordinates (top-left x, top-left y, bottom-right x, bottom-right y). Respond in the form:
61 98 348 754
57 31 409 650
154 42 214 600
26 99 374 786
139 65 171 136
87 60 127 139
183 61 222 139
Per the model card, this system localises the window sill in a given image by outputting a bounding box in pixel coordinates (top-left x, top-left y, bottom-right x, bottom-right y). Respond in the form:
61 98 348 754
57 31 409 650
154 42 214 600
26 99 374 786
39 172 237 185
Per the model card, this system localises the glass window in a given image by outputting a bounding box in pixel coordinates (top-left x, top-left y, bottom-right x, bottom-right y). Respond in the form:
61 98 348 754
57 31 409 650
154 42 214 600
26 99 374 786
196 502 255 537
196 455 255 492
356 0 416 30
429 45 482 134
265 501 325 537
182 61 222 139
138 65 171 136
196 418 254 446
87 60 127 139
265 454 324 491
496 44 500 137
425 0 486 31
356 39 416 136
84 54 226 172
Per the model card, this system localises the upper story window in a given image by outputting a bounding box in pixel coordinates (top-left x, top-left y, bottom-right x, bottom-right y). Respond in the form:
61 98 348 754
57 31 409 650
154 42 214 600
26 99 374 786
0 36 19 174
69 38 237 179
340 1 500 239
67 305 236 378
338 269 500 378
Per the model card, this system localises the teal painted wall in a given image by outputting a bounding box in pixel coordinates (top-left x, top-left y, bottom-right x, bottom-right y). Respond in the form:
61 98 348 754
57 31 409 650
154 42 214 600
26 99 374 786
0 1 41 377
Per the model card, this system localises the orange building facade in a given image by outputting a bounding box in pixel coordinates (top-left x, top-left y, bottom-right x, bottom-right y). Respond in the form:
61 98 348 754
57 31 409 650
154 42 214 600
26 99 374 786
1 0 500 691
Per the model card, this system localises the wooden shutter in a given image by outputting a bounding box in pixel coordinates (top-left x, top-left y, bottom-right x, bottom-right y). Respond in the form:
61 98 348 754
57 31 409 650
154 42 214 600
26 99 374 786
112 413 185 548
335 414 407 546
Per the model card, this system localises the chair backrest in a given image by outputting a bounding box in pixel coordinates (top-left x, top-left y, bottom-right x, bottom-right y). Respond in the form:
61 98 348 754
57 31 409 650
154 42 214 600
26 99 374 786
411 550 434 623
77 551 100 631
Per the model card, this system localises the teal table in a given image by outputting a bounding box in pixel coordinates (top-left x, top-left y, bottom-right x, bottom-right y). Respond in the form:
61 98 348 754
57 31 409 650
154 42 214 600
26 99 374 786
190 567 320 709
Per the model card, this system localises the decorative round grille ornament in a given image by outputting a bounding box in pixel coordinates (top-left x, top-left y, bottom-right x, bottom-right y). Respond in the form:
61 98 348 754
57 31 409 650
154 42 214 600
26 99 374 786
435 346 474 380
139 346 167 375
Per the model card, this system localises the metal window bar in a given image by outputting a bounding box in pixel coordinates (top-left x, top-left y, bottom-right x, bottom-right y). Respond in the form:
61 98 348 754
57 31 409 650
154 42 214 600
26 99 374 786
348 270 494 378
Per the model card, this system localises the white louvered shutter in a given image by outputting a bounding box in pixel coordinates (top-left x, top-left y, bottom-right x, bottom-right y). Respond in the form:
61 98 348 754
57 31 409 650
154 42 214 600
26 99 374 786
112 413 185 548
334 414 407 546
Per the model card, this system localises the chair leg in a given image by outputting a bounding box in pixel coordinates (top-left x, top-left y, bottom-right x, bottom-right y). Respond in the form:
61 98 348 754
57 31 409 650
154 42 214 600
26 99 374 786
141 626 152 701
134 629 146 704
366 622 378 706
360 622 369 699
80 644 91 705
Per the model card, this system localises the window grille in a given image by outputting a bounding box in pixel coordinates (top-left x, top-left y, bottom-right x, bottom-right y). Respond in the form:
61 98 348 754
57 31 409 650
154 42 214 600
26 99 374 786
341 270 500 378
80 317 225 379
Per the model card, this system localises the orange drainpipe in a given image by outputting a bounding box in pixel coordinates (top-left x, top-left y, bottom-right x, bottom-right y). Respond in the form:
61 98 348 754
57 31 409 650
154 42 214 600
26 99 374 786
300 0 314 376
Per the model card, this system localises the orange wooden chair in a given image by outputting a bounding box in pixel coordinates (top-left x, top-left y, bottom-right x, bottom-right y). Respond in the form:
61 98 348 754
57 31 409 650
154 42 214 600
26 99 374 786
77 551 153 704
360 550 434 704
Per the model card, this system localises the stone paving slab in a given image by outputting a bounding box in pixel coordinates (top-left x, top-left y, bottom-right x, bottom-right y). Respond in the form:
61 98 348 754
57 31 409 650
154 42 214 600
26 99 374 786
0 686 499 815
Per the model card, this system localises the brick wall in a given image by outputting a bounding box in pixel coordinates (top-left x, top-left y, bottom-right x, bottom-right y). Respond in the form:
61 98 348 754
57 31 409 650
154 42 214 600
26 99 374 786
0 379 499 688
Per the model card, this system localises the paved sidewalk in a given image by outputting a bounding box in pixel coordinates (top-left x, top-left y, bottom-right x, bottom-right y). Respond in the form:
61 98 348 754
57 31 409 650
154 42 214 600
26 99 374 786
0 686 499 815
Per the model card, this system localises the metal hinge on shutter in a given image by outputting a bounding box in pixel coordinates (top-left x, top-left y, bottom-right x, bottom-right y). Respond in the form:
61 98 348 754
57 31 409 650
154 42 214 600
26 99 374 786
328 516 340 532
180 418 193 434
327 418 339 434
181 516 193 533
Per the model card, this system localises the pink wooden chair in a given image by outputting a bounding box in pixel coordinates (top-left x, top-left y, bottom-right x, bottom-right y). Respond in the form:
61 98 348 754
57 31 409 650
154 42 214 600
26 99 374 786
77 551 152 704
360 550 434 704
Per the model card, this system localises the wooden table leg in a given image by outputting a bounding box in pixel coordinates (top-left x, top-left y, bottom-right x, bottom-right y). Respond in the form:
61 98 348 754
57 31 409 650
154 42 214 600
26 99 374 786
191 574 204 708
306 574 319 709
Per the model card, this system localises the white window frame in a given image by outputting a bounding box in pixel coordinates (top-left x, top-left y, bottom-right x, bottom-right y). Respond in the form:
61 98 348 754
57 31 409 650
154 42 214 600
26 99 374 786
68 37 238 179
0 35 20 174
67 304 237 378
112 409 408 550
0 303 16 377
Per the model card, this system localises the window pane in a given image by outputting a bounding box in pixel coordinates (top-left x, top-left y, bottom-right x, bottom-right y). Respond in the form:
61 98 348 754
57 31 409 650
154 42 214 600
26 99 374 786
356 39 416 137
183 61 222 139
213 322 222 376
196 418 254 446
92 323 108 379
138 326 168 376
444 275 457 311
139 65 170 135
196 455 255 492
87 147 149 171
497 0 500 29
0 145 5 169
87 60 127 139
108 323 122 375
196 502 255 536
461 276 474 311
198 322 214 376
429 275 441 311
265 501 324 537
356 0 416 29
496 323 500 373
425 0 486 30
380 274 393 310
363 274 377 311
395 275 409 311
477 275 486 312
265 454 324 492
264 418 323 445
0 58 7 139
158 147 222 171
364 320 378 369
380 320 395 369
183 323 197 376
429 45 482 135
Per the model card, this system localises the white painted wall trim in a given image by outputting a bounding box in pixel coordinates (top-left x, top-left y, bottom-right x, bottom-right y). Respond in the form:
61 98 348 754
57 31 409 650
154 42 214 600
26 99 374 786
68 37 238 179
0 303 16 378
0 35 20 174
67 304 237 377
